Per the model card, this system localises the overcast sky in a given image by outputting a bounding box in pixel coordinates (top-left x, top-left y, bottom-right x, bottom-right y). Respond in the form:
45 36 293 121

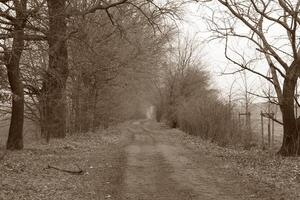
181 2 272 103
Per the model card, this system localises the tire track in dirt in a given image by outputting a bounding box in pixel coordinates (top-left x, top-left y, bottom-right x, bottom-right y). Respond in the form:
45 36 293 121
122 130 196 200
121 121 257 200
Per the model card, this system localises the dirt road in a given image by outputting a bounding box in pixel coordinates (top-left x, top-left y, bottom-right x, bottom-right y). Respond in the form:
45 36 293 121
119 121 255 200
0 120 288 200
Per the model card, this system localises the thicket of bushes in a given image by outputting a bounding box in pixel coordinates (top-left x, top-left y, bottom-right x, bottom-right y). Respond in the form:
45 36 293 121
155 39 241 146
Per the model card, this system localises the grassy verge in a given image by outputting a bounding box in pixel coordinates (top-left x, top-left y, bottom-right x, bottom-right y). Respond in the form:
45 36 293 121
0 124 131 200
175 129 300 200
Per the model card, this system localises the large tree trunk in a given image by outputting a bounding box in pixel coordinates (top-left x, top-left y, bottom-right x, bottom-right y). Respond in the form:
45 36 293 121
6 1 27 150
278 74 300 156
43 0 68 139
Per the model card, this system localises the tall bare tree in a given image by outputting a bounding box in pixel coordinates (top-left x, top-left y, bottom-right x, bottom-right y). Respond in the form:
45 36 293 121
0 0 46 149
4 0 27 150
205 0 300 155
39 0 182 140
40 0 68 140
67 4 175 132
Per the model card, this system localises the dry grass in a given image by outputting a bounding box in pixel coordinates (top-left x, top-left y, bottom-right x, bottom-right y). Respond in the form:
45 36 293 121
0 124 132 200
0 119 40 148
0 119 9 148
236 103 284 151
178 130 300 200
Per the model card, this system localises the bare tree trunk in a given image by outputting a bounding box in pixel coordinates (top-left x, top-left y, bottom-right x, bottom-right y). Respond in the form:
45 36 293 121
73 72 81 133
278 75 299 156
42 0 68 139
6 0 27 150
80 95 90 132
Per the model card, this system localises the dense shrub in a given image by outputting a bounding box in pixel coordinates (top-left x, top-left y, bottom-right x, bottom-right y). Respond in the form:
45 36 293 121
156 65 240 146
177 97 239 146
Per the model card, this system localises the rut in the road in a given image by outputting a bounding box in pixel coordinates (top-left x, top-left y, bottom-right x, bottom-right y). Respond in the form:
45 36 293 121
123 133 197 200
120 122 249 200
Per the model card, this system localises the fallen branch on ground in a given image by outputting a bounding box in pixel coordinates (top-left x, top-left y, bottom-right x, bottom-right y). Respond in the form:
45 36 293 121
45 164 84 175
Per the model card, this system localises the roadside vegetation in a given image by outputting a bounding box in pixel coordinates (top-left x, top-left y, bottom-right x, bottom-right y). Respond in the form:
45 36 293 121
1 0 300 157
180 132 300 199
155 36 240 147
1 123 131 200
1 0 300 199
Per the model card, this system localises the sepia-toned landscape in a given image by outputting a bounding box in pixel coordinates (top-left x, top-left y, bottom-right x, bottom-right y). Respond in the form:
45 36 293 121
1 0 300 199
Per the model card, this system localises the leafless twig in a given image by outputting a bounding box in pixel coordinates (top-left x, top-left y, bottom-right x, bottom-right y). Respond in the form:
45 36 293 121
45 164 84 175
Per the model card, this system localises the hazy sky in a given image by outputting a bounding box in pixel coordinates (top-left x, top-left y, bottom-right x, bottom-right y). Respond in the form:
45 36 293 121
181 2 272 103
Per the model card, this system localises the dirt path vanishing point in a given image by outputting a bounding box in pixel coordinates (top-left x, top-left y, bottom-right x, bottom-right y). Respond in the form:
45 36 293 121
118 120 257 200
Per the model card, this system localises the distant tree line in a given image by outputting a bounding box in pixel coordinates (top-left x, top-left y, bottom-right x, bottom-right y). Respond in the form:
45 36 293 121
155 36 239 146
